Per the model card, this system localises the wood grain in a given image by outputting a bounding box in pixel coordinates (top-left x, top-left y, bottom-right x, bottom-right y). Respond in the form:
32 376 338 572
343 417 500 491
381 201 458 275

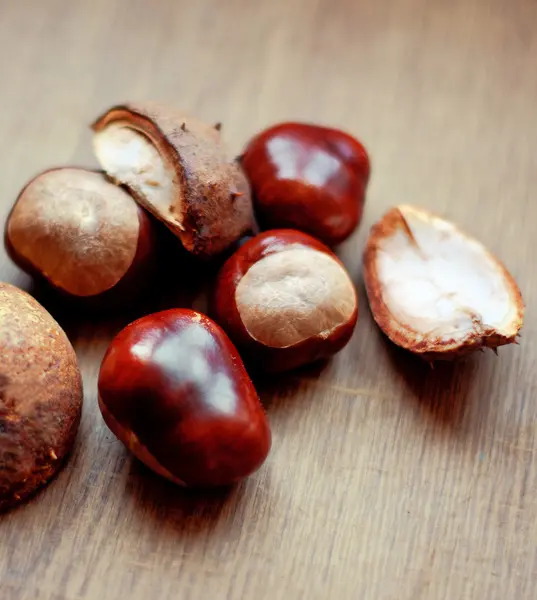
1 0 537 598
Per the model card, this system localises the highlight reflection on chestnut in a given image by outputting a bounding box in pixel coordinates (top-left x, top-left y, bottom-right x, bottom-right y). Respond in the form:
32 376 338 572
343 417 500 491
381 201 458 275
98 309 271 487
212 230 358 372
241 122 370 245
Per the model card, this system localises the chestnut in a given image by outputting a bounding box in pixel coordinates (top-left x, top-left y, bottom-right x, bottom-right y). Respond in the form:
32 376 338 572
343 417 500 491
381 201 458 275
212 230 358 372
0 283 83 511
241 122 370 246
92 102 255 258
5 168 156 303
98 309 271 487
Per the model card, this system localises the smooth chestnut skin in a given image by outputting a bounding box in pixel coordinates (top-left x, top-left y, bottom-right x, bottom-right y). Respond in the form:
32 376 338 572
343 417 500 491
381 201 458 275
98 309 271 487
241 123 370 246
212 230 358 373
4 168 157 308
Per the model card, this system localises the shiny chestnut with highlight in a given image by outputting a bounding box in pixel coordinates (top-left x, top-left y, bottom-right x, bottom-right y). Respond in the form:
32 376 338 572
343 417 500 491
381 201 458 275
5 168 155 303
212 230 358 372
241 122 370 246
98 309 271 487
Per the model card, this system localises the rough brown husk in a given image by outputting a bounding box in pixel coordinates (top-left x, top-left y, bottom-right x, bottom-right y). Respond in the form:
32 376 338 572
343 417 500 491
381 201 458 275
0 283 83 511
363 205 524 360
92 102 254 258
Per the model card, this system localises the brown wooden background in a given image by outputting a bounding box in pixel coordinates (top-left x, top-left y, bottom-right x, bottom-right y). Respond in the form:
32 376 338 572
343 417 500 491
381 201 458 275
1 0 536 598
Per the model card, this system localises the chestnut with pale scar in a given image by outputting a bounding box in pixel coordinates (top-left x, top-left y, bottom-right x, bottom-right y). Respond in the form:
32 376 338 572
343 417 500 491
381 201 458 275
5 167 155 301
212 229 358 372
236 248 356 348
363 205 524 359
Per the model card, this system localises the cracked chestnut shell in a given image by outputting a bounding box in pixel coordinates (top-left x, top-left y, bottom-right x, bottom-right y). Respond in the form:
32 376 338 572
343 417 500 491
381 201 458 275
5 168 156 303
98 309 271 487
363 205 524 359
0 283 83 511
241 122 370 245
212 230 358 372
92 102 254 258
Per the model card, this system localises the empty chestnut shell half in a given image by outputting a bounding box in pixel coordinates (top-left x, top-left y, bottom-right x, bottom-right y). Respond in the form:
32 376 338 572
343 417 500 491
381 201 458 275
92 102 255 258
98 309 271 487
241 122 370 246
212 229 358 372
363 204 524 360
5 168 156 303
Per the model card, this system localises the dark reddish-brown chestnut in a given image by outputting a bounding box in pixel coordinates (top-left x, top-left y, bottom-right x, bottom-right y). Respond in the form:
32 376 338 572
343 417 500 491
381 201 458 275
5 168 156 303
241 122 370 246
98 309 271 487
212 230 358 372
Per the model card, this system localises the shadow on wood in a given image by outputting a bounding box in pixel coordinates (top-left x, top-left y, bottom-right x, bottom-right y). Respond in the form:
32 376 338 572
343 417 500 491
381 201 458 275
382 334 479 433
123 458 244 536
24 237 221 346
360 277 481 433
253 360 329 412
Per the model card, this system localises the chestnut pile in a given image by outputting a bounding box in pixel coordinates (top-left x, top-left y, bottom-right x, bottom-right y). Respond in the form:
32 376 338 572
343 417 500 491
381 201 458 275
0 102 524 510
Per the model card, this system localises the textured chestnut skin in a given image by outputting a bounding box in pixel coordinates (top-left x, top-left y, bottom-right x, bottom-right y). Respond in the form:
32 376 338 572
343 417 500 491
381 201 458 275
241 123 370 246
0 283 83 511
92 102 255 259
212 230 358 373
98 309 271 487
4 168 157 307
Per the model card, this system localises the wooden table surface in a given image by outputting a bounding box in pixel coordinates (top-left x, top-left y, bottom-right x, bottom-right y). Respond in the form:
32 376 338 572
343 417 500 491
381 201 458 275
1 0 536 598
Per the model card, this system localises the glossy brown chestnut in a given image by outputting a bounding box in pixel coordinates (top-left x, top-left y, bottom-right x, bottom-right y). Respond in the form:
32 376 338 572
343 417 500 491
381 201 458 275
98 309 271 487
241 122 370 246
212 230 358 372
5 168 156 304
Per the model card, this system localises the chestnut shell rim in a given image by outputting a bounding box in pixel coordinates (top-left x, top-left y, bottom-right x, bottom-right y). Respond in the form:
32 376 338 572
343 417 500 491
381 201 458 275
363 205 524 359
92 107 187 233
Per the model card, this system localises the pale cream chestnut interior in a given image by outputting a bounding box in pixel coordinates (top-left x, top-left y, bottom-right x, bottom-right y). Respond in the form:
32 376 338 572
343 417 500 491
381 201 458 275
93 123 181 225
235 247 356 348
7 168 140 296
374 205 522 344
